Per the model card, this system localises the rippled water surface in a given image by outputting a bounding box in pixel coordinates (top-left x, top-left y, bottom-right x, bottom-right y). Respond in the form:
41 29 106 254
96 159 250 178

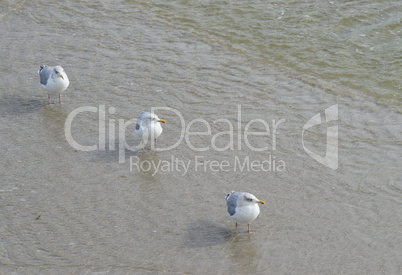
0 0 401 274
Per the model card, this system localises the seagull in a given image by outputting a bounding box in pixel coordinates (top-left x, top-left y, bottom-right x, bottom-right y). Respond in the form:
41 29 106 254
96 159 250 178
38 65 69 104
135 112 166 149
226 191 265 234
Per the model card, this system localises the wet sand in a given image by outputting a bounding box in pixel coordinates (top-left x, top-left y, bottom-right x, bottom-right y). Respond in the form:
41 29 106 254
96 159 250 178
0 1 401 274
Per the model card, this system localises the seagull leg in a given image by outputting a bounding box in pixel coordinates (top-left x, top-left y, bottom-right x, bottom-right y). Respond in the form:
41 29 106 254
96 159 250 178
48 94 51 105
59 93 62 104
235 222 238 234
247 224 257 234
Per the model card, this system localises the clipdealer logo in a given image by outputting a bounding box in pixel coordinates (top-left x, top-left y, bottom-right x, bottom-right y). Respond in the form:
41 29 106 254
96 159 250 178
302 104 338 170
64 104 338 174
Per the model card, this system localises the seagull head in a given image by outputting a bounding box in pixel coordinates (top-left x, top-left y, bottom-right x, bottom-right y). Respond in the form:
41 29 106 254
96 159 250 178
150 113 166 124
241 193 265 206
53 66 67 80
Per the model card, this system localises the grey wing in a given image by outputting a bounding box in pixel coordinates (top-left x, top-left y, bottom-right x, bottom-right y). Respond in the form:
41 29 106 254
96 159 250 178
39 66 52 85
226 192 239 216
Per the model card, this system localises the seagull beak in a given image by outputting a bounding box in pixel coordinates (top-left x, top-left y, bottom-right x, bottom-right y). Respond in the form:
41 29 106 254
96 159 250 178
257 200 265 205
158 119 166 123
61 75 65 80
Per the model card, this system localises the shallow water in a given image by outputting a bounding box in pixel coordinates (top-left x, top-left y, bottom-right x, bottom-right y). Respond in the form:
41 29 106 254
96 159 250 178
1 1 401 274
